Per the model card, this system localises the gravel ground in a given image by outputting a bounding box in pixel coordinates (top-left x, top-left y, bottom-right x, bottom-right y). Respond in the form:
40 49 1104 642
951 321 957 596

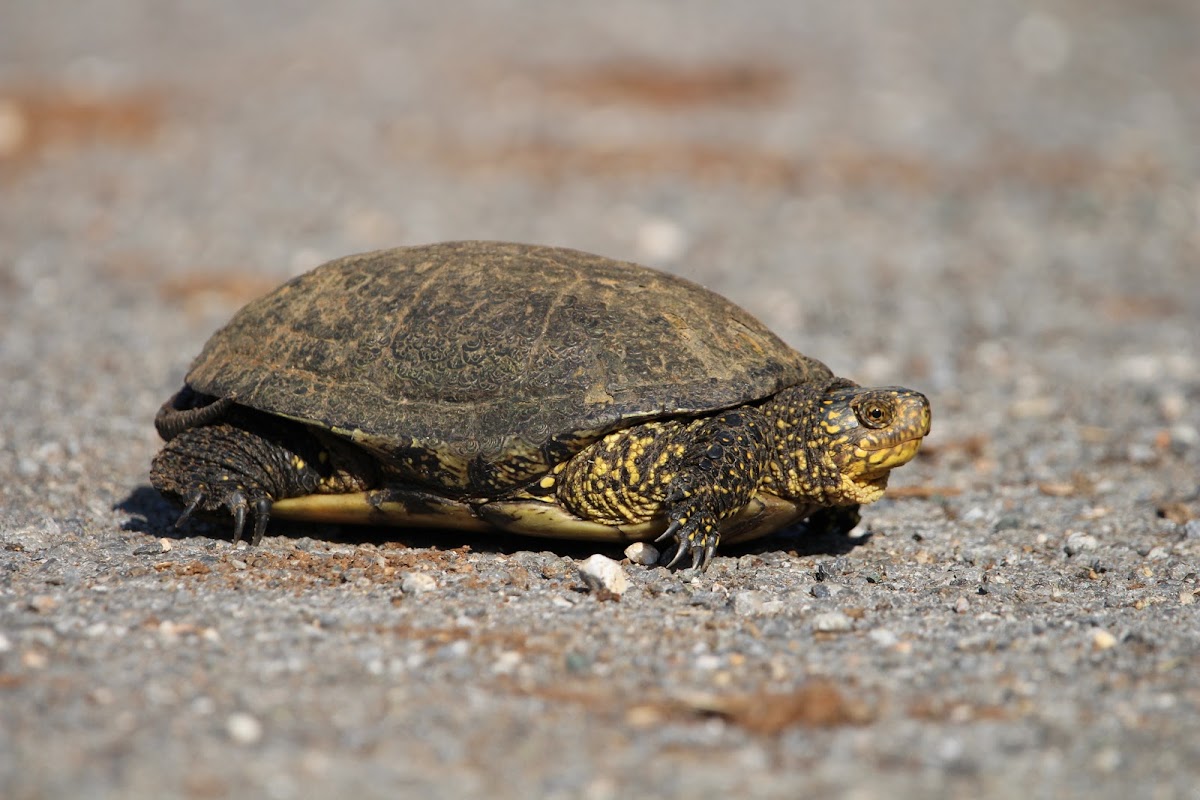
2 2 1199 798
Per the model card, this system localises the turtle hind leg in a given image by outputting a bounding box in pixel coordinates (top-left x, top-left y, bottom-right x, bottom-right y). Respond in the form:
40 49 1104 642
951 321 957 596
555 407 772 571
150 411 376 545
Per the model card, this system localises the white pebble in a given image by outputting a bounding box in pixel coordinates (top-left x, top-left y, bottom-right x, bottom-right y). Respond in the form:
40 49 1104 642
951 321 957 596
579 554 629 596
624 542 660 566
400 572 437 595
868 628 899 648
492 651 522 675
732 590 785 616
226 712 263 745
1064 531 1099 555
1171 424 1198 448
1091 629 1118 651
812 611 854 633
1159 391 1187 422
962 507 988 523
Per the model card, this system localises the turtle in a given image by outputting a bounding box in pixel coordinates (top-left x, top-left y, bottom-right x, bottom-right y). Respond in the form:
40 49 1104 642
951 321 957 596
151 240 931 570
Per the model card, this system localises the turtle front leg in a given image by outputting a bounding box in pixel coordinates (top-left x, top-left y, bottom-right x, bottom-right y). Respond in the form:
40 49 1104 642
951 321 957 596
150 408 375 545
554 408 772 570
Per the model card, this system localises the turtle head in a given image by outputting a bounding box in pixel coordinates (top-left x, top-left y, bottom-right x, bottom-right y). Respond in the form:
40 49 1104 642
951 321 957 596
766 383 931 506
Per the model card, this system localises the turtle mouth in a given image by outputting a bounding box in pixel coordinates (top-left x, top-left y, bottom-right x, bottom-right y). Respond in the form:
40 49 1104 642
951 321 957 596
849 435 925 481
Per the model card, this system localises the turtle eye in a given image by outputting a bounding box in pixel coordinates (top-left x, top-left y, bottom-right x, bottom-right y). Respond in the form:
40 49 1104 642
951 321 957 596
854 398 893 429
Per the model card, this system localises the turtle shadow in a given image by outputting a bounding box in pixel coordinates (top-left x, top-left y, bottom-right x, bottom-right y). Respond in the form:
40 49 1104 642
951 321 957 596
728 524 874 559
115 484 612 557
115 484 872 562
116 486 185 536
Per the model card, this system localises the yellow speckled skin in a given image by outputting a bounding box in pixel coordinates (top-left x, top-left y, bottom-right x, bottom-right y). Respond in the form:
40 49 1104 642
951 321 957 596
515 383 930 567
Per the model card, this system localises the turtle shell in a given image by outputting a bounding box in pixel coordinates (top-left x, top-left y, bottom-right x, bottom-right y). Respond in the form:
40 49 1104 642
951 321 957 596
184 241 833 494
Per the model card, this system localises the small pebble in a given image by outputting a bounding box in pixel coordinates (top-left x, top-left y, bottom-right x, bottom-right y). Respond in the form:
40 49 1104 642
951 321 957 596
1170 424 1198 448
579 554 629 596
993 515 1022 531
812 611 854 633
492 651 522 675
1159 391 1186 422
89 687 115 706
688 590 726 609
226 712 264 745
564 651 591 673
1183 520 1200 540
133 541 164 556
868 628 899 647
624 542 660 566
541 559 573 580
962 507 988 523
1064 531 1099 556
1126 443 1157 465
811 583 847 599
732 590 785 616
1091 629 1118 651
815 559 847 580
954 596 971 614
340 567 366 584
0 633 9 653
22 650 49 669
27 595 59 614
400 572 437 595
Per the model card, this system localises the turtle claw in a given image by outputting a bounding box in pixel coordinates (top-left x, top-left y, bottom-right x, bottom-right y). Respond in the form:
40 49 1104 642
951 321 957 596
657 516 719 572
251 497 272 546
175 490 204 528
225 491 273 546
657 521 691 569
229 491 248 544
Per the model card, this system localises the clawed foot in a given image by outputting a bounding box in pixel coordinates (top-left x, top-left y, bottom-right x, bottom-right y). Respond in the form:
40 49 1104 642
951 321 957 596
173 486 273 546
150 419 306 548
655 499 722 572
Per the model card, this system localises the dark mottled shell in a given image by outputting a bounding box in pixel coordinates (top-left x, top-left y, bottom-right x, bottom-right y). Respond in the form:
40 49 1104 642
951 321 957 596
184 241 832 491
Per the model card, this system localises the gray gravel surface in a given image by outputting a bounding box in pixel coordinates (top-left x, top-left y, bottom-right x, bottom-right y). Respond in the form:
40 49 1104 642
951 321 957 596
2 2 1199 798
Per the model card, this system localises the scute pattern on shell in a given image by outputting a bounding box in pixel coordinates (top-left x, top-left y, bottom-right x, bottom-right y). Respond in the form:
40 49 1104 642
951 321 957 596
184 241 832 494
